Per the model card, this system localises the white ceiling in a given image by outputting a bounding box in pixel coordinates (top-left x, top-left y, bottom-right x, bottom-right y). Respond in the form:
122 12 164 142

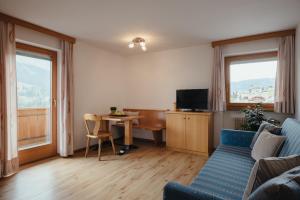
1 0 300 55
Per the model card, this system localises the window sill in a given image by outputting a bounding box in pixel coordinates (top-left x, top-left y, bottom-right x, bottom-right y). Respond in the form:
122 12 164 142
226 103 274 112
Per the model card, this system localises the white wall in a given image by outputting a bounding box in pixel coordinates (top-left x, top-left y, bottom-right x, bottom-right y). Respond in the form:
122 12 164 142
124 45 213 140
125 45 213 109
295 23 300 120
73 41 127 149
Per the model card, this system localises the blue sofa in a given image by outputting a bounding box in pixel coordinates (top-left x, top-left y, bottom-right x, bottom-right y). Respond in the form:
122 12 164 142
163 118 300 200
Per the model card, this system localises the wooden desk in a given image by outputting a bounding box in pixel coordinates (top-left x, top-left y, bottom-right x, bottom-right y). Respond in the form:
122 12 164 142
101 115 140 146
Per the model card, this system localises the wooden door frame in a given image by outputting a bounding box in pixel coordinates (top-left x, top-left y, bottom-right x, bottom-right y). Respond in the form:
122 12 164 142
16 42 57 165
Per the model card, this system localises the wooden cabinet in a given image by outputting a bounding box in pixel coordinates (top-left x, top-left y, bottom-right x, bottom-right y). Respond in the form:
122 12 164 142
166 113 186 149
166 111 213 157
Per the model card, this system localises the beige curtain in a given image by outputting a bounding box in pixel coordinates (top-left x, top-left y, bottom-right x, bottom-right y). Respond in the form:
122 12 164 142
209 46 226 112
58 40 74 157
274 35 295 114
0 21 19 177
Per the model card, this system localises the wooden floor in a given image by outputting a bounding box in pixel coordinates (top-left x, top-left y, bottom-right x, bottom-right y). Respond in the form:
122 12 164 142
0 140 207 200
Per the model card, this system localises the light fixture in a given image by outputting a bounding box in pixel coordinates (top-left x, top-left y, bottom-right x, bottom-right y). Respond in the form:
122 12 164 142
139 41 146 47
141 46 147 51
128 37 147 51
128 42 134 48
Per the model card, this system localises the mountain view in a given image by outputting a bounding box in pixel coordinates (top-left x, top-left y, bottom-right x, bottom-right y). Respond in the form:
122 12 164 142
230 78 275 103
16 55 51 108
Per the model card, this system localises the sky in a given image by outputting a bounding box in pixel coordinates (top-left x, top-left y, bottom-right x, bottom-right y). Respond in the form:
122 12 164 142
230 60 277 82
16 54 51 71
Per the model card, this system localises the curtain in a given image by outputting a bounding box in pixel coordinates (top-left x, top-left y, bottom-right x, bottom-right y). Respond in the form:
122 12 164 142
0 21 18 177
209 46 226 112
58 40 74 157
274 35 295 114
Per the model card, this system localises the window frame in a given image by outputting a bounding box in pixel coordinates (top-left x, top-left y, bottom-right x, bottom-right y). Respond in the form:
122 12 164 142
16 42 58 165
225 51 278 111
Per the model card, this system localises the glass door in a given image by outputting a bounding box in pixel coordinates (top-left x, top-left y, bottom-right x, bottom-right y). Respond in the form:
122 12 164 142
16 43 57 165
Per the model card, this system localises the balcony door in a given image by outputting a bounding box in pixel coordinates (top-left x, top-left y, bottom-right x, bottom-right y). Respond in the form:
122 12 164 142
16 43 57 165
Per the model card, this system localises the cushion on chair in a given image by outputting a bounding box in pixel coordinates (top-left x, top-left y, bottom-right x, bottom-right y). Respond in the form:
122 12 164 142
251 130 286 161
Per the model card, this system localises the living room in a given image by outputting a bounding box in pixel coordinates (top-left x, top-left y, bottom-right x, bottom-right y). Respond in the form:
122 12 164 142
1 0 300 200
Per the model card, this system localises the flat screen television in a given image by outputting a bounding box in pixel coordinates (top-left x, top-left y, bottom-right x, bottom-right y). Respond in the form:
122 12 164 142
176 89 208 111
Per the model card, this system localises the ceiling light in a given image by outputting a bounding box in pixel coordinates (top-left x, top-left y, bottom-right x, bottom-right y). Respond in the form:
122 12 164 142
141 46 147 51
139 41 146 47
128 37 147 51
128 42 135 48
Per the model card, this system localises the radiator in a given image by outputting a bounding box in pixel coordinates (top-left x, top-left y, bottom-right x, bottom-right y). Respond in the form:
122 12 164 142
234 117 246 130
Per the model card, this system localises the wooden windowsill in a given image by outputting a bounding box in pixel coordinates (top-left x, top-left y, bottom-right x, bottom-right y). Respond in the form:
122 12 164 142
227 103 274 112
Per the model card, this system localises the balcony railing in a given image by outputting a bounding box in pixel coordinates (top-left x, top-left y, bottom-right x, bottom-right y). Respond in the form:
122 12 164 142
17 108 50 149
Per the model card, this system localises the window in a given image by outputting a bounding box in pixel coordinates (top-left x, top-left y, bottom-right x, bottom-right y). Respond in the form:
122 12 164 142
225 51 278 111
16 52 51 109
16 43 58 165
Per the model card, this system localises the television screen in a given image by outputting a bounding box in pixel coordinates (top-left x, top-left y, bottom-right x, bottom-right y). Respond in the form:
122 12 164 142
176 89 208 110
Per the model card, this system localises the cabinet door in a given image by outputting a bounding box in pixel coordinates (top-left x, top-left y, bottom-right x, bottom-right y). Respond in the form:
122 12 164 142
186 115 208 153
166 114 186 149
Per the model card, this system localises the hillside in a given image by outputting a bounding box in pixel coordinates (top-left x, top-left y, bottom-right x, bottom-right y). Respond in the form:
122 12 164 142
16 59 51 108
231 78 275 92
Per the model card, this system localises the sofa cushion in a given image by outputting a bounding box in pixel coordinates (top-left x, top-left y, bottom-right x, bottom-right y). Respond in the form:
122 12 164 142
250 121 282 149
279 118 300 157
243 155 300 200
190 145 255 200
251 130 286 161
248 166 300 200
221 129 256 147
164 182 223 200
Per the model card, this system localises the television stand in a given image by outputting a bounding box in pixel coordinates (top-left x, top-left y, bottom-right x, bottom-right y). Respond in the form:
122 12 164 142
166 111 213 156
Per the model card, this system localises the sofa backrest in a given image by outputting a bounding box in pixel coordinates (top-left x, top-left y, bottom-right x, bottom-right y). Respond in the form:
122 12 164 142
279 118 300 157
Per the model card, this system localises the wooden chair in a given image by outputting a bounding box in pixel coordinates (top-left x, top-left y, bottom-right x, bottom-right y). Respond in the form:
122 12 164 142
83 114 116 160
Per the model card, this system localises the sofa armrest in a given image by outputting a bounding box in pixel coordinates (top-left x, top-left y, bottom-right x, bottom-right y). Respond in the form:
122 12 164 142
221 129 256 147
163 182 221 200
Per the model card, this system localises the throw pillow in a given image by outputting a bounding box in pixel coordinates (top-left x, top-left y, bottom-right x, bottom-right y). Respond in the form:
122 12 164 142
248 166 300 200
243 155 300 200
251 130 286 161
250 121 282 149
124 111 139 125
